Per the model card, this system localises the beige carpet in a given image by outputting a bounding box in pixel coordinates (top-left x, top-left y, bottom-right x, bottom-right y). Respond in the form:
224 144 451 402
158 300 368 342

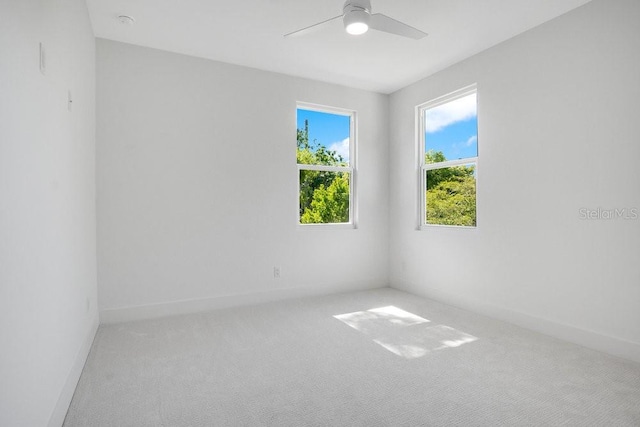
64 288 640 426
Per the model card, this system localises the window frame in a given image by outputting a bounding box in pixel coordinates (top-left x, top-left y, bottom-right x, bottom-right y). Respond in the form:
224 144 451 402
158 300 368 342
416 85 478 230
296 102 357 229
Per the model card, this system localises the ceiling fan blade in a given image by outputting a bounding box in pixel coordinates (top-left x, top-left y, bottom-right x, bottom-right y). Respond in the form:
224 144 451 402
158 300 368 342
284 15 343 38
370 13 427 39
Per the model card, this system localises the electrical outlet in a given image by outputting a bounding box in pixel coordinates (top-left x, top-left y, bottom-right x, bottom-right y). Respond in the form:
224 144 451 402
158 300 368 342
273 267 281 278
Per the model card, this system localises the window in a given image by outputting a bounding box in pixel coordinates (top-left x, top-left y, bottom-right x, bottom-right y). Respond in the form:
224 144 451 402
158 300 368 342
297 104 355 226
418 86 478 227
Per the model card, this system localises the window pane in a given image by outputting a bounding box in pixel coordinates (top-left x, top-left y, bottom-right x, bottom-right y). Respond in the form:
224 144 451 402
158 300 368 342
299 170 350 224
425 164 476 226
425 93 477 163
297 108 350 166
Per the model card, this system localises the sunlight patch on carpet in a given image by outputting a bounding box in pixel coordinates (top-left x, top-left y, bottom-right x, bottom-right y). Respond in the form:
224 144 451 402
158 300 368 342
334 306 430 335
334 306 477 359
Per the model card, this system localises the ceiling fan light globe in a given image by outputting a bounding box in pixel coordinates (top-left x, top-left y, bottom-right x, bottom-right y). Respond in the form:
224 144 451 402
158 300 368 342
346 22 368 35
343 10 370 35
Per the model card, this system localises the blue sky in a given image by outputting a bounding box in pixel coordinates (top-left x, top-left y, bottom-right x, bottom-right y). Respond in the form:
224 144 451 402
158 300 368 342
297 95 477 164
297 108 350 162
425 93 477 161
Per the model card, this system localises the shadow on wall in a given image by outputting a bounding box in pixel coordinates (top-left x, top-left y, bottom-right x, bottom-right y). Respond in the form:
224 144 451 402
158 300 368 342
334 306 477 359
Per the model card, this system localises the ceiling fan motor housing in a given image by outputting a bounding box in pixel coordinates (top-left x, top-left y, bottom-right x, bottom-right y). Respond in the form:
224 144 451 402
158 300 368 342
343 0 372 34
343 0 372 15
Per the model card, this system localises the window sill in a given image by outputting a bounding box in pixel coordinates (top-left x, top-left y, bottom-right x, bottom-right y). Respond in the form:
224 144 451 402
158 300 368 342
419 224 476 231
298 223 357 230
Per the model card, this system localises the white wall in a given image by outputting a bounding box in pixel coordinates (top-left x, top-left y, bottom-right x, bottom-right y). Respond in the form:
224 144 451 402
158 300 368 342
0 1 98 426
389 0 640 362
96 39 389 322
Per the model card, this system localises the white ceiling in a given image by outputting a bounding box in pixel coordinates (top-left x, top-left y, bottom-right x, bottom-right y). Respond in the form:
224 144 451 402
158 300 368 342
85 0 592 94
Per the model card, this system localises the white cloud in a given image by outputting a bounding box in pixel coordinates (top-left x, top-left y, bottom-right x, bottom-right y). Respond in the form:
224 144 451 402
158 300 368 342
425 93 477 133
466 135 477 147
450 135 478 158
329 137 350 161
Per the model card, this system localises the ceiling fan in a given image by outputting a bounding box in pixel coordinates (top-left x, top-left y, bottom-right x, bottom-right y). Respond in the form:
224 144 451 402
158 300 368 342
284 0 428 40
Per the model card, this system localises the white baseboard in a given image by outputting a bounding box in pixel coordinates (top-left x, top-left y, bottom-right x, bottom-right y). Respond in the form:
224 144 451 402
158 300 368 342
392 280 640 364
48 315 99 427
100 281 388 324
